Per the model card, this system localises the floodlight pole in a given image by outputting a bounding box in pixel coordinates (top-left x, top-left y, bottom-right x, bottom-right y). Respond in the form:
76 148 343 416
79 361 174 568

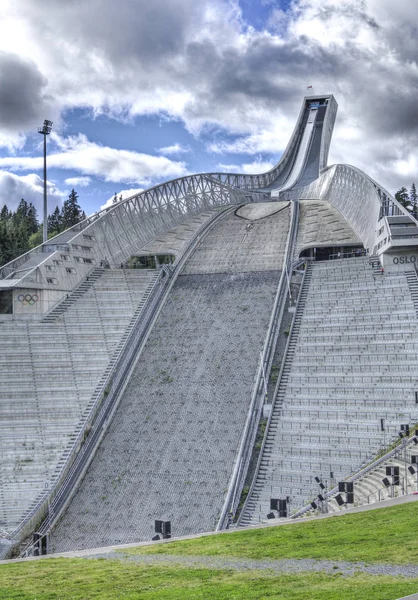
42 132 47 242
38 120 53 243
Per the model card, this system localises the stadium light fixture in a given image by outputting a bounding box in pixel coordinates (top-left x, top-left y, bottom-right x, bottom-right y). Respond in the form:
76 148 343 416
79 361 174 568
38 120 53 243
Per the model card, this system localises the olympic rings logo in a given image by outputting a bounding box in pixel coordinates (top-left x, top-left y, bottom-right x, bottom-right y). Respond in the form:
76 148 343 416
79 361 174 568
18 294 39 306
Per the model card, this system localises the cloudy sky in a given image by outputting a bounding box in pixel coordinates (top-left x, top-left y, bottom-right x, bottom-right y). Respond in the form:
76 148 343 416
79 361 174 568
0 0 417 216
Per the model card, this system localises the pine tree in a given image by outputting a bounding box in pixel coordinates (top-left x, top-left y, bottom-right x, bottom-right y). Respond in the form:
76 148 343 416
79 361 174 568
61 189 82 230
48 206 63 236
395 187 411 211
13 199 29 224
0 204 13 265
27 203 39 235
28 228 42 249
410 183 418 219
9 199 38 256
0 218 11 265
0 205 10 221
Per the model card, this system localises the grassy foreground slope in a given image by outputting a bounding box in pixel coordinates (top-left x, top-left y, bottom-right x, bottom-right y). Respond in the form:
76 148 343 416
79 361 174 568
124 501 418 564
1 563 417 600
1 503 418 600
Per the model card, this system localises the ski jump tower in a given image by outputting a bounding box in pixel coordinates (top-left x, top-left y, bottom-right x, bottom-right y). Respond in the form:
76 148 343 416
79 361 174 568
1 95 418 557
0 94 415 316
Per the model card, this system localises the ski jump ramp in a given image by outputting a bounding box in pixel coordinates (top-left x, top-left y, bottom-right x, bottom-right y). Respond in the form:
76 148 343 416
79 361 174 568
1 95 418 556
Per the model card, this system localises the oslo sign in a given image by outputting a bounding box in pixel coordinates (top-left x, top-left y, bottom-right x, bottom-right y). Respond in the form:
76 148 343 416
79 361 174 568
392 255 418 265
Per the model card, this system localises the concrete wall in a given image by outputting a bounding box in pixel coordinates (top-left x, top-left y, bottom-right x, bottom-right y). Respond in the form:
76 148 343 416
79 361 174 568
381 249 418 271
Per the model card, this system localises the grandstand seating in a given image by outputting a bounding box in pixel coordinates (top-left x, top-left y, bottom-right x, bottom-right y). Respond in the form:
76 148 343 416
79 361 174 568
327 452 418 512
48 208 290 552
0 269 158 531
240 257 418 526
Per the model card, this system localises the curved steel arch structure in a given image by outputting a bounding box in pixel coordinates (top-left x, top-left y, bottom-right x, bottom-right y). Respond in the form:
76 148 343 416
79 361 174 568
281 162 418 261
0 92 416 314
0 95 337 290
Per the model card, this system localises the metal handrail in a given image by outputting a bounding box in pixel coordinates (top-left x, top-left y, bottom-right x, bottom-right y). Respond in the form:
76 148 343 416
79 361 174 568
352 474 414 509
291 256 314 271
6 206 235 553
291 434 418 519
217 200 300 529
236 253 309 526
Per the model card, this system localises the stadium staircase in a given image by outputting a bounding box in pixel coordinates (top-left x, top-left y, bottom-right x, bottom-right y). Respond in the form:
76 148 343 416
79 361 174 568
239 257 418 526
239 263 313 526
406 269 418 316
42 267 105 322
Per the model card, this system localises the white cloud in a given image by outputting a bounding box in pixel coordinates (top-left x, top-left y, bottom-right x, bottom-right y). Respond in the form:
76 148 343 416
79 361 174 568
64 176 91 187
241 160 274 174
393 156 418 179
158 143 190 156
100 187 144 210
209 118 292 155
0 131 26 153
0 0 417 196
216 159 274 174
216 163 241 172
0 133 188 185
0 170 64 214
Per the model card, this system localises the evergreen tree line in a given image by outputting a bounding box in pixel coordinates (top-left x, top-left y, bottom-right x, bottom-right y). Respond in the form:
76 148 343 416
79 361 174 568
0 189 85 267
395 183 418 219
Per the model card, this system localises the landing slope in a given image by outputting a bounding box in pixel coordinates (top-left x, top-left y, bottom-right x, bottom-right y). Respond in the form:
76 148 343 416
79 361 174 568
50 204 290 551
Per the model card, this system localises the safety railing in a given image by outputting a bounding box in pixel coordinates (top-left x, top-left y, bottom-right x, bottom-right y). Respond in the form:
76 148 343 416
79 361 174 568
236 256 310 526
291 433 418 519
328 250 367 260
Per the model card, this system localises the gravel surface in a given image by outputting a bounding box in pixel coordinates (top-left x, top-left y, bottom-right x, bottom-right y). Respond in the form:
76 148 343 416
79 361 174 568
84 550 418 578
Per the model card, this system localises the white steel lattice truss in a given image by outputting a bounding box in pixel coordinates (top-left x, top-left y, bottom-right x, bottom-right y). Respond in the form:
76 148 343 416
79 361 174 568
280 163 415 254
0 95 339 290
0 175 260 289
0 93 414 296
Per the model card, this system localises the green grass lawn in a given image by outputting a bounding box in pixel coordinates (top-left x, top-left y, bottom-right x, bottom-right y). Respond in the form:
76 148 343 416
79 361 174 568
122 501 418 565
1 560 417 600
1 502 418 600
